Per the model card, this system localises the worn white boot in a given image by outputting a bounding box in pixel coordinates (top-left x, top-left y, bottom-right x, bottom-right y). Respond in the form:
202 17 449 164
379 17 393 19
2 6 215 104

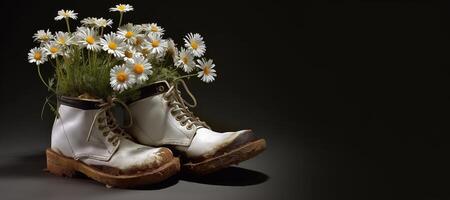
47 96 180 188
127 81 266 175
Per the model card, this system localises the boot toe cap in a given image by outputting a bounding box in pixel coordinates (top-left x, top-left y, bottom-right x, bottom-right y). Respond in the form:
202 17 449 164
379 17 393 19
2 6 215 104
153 147 174 166
190 129 262 162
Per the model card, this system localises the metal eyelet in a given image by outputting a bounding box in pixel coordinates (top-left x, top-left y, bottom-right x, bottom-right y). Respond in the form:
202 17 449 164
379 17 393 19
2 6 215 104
180 121 186 126
186 125 192 130
102 132 109 137
157 85 165 92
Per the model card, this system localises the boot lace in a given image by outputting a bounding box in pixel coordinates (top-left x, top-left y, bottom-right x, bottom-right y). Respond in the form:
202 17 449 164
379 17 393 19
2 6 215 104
162 79 210 132
86 97 133 146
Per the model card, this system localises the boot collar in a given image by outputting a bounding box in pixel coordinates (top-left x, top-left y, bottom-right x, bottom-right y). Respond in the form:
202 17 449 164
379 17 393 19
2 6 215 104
130 81 170 103
59 96 103 110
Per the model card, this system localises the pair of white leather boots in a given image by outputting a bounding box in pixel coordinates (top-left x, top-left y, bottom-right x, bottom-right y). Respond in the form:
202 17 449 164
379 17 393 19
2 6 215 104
47 80 266 188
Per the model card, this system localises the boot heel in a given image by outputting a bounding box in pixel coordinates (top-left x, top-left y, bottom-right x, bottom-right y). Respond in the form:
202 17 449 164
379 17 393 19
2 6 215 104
46 149 76 178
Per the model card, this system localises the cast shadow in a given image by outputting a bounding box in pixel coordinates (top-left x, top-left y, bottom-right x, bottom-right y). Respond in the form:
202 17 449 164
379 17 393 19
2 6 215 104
180 166 269 186
127 175 179 190
0 152 268 188
0 152 47 178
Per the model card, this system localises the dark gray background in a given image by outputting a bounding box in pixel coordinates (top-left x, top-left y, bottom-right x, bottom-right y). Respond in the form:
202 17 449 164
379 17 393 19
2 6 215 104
0 0 448 199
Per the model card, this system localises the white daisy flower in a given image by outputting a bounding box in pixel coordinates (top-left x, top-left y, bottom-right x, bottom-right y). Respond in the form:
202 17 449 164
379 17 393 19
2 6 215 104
176 48 195 73
142 23 165 35
110 64 136 92
54 31 74 47
131 35 148 50
147 33 168 55
76 27 101 51
80 17 97 26
123 47 139 62
139 47 151 58
126 55 152 84
167 39 178 61
95 18 113 28
184 33 206 57
101 33 126 58
196 58 217 83
118 23 142 44
33 30 53 43
54 9 78 20
44 42 62 58
28 47 48 65
109 4 134 12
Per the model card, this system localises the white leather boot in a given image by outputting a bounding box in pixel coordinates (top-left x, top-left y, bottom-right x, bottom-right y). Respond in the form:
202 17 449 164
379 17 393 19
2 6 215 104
47 96 180 188
127 80 266 175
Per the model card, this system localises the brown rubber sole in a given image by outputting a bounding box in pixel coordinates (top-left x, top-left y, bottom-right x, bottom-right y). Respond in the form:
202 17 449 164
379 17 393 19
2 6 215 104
183 139 266 175
46 148 180 188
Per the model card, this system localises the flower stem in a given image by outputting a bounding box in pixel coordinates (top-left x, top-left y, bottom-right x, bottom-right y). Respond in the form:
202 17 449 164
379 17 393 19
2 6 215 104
118 12 123 28
100 27 104 36
108 54 113 64
37 65 56 93
65 18 71 33
176 73 197 80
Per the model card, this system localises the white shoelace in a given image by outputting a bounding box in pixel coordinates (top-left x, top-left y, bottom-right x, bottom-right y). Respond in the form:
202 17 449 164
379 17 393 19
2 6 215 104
86 97 133 145
162 79 210 131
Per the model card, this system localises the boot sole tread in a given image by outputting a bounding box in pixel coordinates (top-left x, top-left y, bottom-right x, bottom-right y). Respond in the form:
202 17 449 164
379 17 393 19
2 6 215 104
46 148 180 188
183 139 266 175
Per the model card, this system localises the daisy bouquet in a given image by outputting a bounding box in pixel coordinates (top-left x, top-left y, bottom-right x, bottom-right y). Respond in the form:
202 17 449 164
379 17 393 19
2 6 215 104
28 4 217 114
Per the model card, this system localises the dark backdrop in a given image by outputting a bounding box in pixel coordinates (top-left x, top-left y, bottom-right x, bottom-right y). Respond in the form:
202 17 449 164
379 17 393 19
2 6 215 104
0 0 448 200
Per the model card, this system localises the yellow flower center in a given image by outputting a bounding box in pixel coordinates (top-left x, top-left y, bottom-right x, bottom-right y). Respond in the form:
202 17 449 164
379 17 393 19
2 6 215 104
50 47 58 53
86 36 95 44
134 64 145 74
203 66 210 75
58 38 65 44
151 40 160 48
118 5 126 11
34 52 42 60
182 56 189 64
108 41 117 50
116 71 128 83
125 31 133 38
124 50 133 58
151 26 159 32
191 41 198 49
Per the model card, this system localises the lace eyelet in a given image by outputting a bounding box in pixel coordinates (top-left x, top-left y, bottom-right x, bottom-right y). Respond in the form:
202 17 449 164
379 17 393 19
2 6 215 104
158 85 165 92
180 121 186 126
186 126 192 130
102 132 108 137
